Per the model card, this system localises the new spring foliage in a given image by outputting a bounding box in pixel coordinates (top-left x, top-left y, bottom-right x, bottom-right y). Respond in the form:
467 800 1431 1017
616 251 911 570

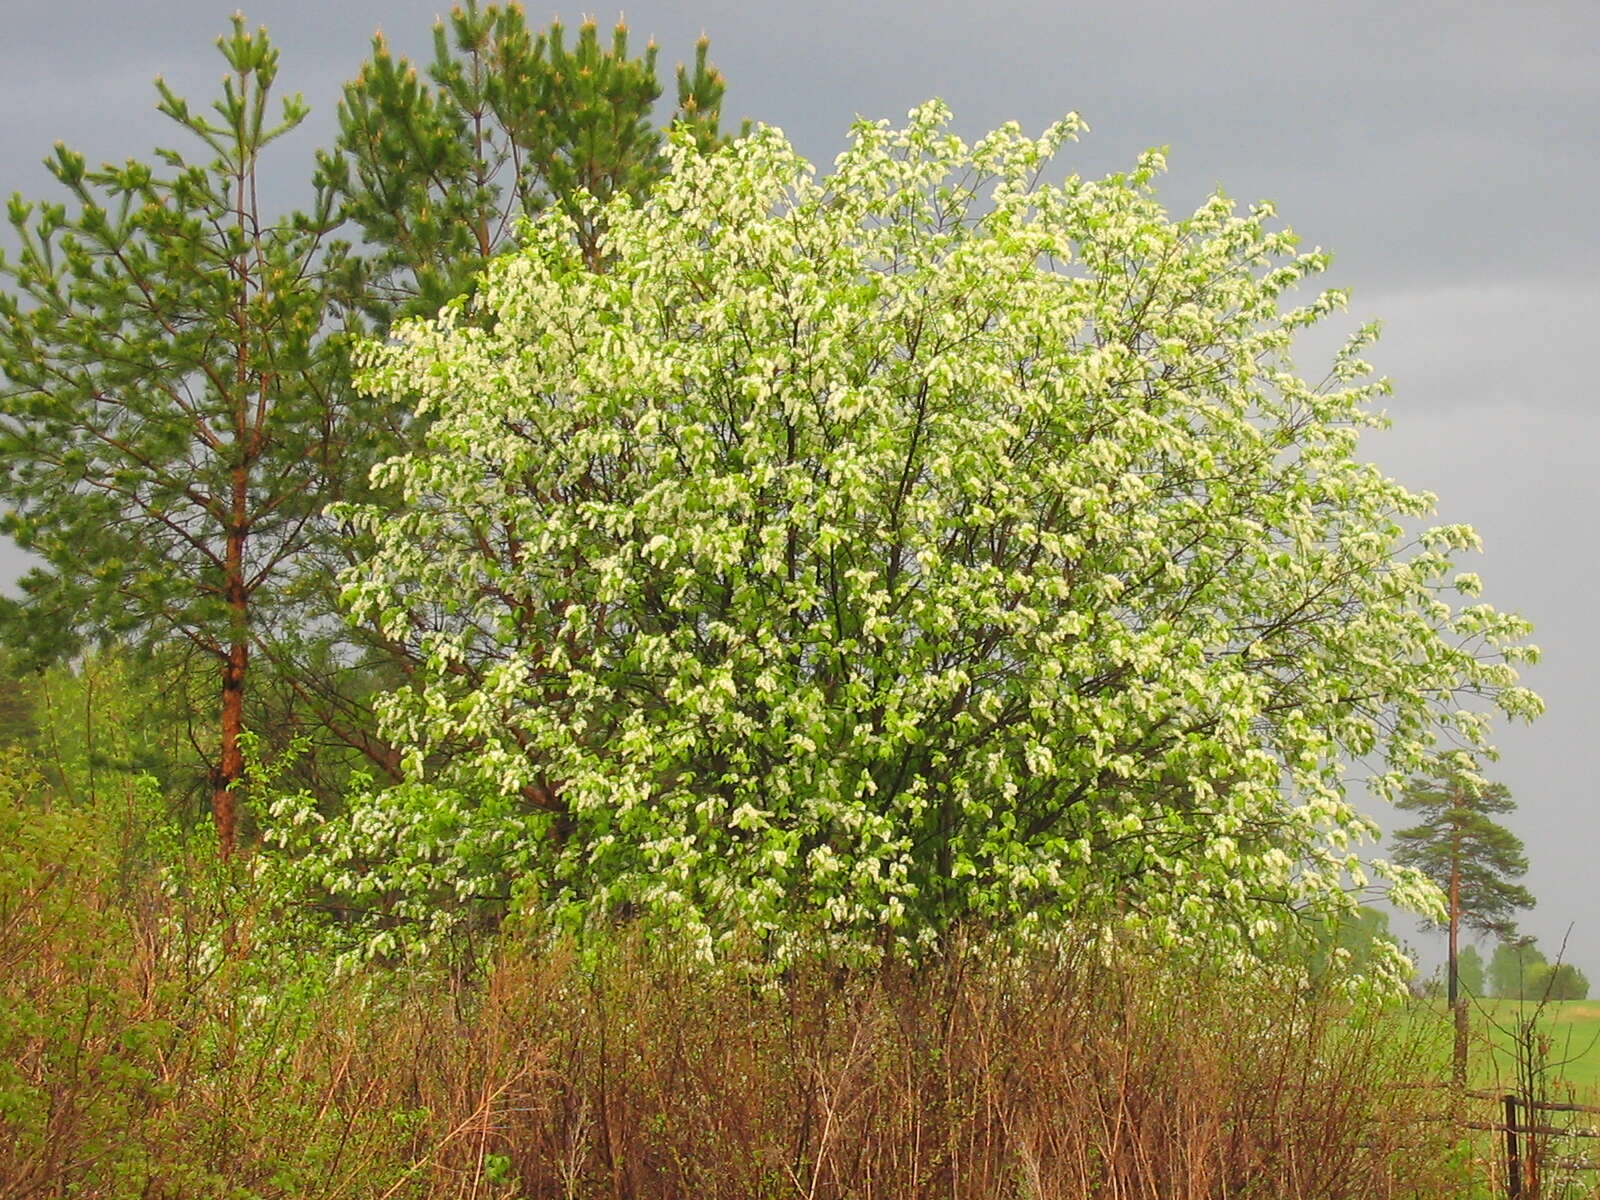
311 103 1539 962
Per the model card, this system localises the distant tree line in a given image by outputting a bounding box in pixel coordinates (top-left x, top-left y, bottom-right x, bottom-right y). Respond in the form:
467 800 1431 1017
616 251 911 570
1418 940 1588 1002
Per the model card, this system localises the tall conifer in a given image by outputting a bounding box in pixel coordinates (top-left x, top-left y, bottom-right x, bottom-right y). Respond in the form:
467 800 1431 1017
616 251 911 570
0 7 736 851
1392 755 1535 1081
0 19 354 855
320 2 734 318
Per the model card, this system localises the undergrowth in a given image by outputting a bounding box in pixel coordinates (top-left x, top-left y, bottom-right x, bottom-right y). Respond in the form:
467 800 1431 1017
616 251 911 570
0 747 1476 1199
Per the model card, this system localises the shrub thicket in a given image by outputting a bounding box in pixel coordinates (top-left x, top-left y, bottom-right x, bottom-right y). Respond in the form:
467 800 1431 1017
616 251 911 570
2 740 1475 1199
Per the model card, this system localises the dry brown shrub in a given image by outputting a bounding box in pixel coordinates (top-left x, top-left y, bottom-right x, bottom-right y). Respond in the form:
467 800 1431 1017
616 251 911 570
1 752 1470 1199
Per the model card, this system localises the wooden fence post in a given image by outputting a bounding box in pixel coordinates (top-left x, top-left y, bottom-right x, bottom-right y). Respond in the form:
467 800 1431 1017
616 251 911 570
1505 1093 1522 1199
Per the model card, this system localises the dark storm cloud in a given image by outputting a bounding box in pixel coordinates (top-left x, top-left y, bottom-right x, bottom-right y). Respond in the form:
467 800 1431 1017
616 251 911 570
0 0 1594 974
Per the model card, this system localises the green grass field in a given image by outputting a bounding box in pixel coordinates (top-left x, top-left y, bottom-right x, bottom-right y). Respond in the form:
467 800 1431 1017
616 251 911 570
1427 999 1600 1098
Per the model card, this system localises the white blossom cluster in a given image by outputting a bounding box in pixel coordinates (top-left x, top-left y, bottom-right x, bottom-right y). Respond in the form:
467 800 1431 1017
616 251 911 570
309 102 1537 970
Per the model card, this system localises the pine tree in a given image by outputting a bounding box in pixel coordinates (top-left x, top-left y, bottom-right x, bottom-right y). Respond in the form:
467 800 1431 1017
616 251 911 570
1393 757 1535 1000
319 2 735 322
1392 755 1535 1080
0 19 357 856
0 8 737 851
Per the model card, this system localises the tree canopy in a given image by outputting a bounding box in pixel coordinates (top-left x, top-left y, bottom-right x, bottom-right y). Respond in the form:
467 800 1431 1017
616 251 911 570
1490 938 1546 998
302 102 1538 964
1310 905 1406 984
320 3 733 324
0 20 351 852
0 6 736 851
1528 961 1590 1002
1392 757 1535 945
1486 939 1587 1000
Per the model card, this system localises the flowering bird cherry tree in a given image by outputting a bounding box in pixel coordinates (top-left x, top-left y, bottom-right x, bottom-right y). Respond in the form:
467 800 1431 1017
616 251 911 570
282 103 1539 969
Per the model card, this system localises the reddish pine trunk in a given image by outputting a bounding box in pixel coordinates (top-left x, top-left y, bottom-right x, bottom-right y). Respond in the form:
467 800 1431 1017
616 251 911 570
1449 828 1466 1087
212 467 249 860
218 131 252 861
1448 846 1461 1006
213 640 246 860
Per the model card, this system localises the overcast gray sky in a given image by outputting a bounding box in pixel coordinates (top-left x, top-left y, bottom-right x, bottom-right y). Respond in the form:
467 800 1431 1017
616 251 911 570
2 0 1595 976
